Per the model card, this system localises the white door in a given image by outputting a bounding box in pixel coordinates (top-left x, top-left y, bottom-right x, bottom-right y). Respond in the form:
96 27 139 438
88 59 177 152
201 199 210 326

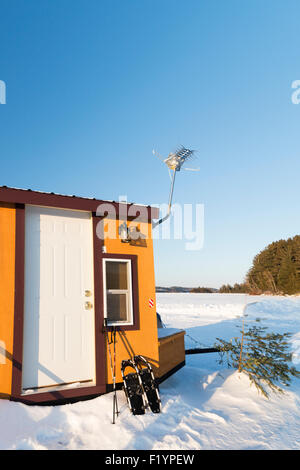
22 206 96 390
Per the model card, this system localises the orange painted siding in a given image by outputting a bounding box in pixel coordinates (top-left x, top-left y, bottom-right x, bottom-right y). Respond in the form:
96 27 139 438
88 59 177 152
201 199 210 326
0 204 15 398
157 331 185 378
103 219 159 384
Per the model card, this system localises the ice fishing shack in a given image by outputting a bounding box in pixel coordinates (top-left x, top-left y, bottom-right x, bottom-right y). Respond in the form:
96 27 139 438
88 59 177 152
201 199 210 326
0 186 185 405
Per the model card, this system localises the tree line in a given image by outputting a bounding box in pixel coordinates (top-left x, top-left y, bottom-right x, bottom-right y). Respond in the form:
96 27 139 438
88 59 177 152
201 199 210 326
162 235 300 295
217 235 300 295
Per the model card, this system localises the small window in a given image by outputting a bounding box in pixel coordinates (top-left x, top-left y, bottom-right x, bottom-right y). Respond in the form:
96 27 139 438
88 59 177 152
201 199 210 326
103 258 133 325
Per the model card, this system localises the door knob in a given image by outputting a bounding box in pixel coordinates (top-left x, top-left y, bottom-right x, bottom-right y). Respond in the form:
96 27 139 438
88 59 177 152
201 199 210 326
85 290 92 297
85 301 93 310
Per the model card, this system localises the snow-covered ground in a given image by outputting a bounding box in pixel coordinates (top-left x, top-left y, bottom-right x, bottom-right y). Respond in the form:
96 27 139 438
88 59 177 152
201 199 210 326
1 293 300 450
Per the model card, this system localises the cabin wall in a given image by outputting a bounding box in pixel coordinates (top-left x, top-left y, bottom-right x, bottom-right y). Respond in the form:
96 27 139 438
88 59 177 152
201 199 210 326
0 204 16 398
0 200 160 401
104 219 159 385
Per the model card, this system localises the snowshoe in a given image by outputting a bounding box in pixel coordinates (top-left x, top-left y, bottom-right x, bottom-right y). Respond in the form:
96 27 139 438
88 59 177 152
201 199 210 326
121 359 146 415
134 355 161 413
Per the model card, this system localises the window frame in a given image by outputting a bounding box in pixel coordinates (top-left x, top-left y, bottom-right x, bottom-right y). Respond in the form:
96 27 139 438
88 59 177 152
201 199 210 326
102 254 139 329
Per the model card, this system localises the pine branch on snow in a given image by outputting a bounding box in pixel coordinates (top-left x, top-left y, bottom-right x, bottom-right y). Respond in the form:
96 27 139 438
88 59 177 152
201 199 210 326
215 319 300 399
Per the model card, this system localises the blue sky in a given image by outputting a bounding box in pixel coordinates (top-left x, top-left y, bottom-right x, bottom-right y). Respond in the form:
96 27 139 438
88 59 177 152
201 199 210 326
1 0 300 287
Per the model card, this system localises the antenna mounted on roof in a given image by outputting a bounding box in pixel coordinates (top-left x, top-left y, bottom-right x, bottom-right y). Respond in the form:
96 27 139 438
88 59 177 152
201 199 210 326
152 145 199 228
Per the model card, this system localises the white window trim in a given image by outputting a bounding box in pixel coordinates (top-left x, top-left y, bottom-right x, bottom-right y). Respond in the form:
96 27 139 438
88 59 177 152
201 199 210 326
102 258 134 326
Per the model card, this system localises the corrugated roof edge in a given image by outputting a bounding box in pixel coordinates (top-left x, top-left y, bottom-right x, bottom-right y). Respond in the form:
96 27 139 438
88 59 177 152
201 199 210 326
0 185 160 220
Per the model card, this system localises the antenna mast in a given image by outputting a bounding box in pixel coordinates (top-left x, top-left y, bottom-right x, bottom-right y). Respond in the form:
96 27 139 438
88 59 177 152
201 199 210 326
152 146 197 228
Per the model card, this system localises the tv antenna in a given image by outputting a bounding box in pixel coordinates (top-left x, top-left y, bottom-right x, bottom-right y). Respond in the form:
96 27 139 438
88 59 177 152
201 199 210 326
152 146 199 228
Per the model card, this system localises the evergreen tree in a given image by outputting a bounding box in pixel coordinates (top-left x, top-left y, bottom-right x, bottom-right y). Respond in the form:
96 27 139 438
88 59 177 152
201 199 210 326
219 282 250 293
215 319 300 398
246 235 300 294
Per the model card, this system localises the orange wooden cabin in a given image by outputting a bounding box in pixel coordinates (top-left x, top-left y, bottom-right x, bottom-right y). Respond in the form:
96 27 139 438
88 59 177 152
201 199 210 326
0 186 185 405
